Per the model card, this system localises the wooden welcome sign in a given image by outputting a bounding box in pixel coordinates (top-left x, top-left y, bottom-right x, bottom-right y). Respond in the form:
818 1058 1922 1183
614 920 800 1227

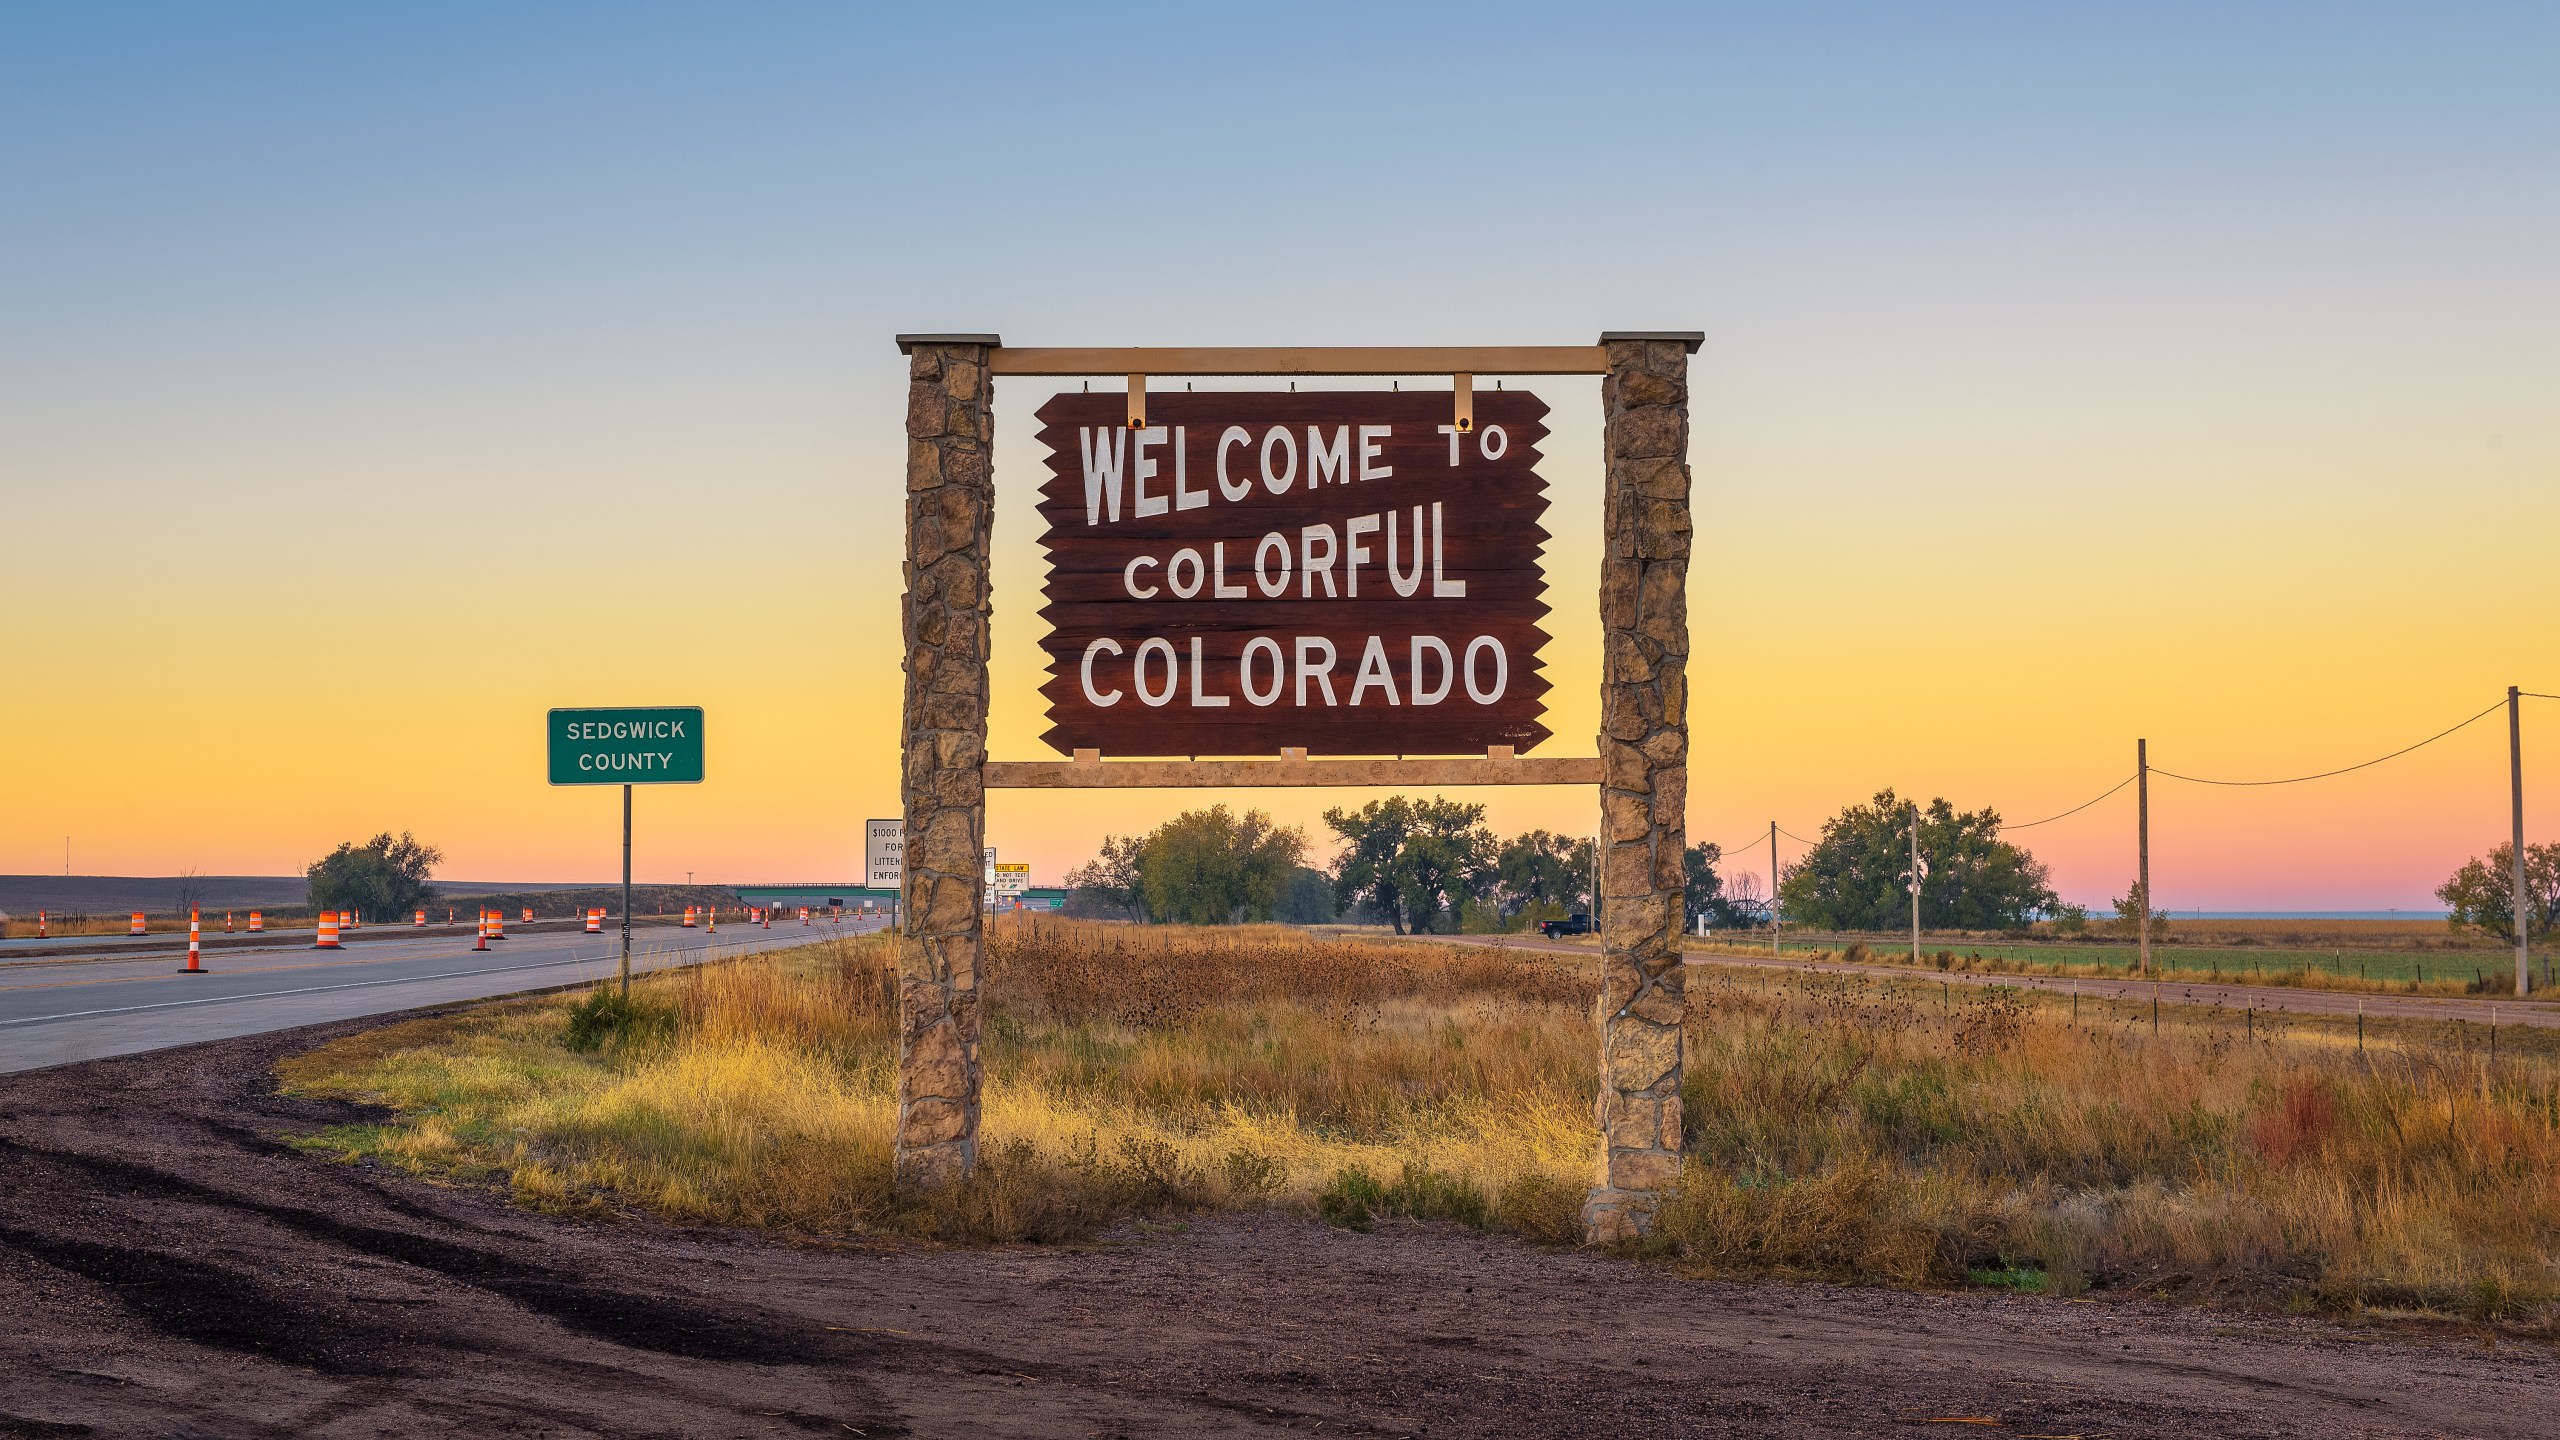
1031 390 1552 757
898 333 1699 1244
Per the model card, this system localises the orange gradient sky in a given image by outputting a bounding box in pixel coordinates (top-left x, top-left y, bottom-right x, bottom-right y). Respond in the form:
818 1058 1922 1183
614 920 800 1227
4 7 2554 908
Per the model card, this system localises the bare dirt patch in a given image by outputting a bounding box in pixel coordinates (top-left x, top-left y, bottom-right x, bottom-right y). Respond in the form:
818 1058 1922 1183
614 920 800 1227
0 1017 2550 1438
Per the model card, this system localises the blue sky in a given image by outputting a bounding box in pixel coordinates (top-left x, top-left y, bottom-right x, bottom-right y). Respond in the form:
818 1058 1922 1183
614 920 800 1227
3 4 2554 906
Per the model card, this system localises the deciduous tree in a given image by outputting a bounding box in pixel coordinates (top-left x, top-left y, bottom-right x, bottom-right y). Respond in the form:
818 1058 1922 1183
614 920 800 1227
1137 806 1305 925
2436 842 2560 943
1776 789 2057 932
1324 796 1496 935
306 832 441 921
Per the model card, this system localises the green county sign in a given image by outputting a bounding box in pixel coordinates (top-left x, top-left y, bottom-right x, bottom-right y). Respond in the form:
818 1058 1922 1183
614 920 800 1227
547 706 705 785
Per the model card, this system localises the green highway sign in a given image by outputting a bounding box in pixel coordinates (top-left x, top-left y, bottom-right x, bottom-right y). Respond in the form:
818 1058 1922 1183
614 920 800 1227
547 706 705 785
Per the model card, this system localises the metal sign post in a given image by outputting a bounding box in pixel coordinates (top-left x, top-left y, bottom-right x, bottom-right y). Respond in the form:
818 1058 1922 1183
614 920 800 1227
547 705 706 997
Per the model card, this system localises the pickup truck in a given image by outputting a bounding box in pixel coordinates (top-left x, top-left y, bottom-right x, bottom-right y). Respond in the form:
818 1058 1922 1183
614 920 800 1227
1537 913 1593 938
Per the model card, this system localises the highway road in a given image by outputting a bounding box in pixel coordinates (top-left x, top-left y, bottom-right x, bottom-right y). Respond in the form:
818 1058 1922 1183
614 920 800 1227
0 918 886 1074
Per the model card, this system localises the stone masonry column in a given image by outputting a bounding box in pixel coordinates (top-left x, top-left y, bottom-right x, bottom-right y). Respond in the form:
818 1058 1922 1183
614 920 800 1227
1584 330 1701 1243
893 333 1000 1187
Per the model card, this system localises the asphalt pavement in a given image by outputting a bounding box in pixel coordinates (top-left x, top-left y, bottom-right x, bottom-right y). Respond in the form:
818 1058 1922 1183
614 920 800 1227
0 917 888 1074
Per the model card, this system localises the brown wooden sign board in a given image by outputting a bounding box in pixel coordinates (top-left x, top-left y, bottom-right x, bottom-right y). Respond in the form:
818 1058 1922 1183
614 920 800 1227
1032 389 1552 758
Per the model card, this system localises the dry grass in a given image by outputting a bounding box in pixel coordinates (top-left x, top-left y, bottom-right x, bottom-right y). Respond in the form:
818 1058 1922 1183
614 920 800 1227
279 918 2560 1324
1695 939 2549 997
1661 970 2560 1324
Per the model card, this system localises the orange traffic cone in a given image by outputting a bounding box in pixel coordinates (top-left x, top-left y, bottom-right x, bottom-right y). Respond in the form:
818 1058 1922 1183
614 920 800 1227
474 911 489 951
316 910 341 949
707 907 717 934
180 907 207 973
35 910 45 939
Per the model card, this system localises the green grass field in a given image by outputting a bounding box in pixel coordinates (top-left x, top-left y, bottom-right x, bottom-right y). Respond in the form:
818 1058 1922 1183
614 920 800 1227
1721 937 2546 995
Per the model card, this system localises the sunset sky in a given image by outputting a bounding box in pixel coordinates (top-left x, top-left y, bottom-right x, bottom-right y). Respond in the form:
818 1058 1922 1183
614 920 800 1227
4 4 2554 909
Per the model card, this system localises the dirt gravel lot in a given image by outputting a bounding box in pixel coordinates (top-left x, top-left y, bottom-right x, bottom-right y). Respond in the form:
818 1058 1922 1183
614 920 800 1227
0 1015 2550 1439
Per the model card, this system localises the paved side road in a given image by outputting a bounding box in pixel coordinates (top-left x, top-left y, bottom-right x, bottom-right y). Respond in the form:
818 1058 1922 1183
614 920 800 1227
1439 934 2560 1029
0 919 882 1074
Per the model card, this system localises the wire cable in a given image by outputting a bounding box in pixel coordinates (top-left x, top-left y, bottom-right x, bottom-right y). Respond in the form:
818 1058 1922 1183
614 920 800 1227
2003 773 2138 829
2523 692 2560 702
1776 825 1823 847
2149 698 2505 787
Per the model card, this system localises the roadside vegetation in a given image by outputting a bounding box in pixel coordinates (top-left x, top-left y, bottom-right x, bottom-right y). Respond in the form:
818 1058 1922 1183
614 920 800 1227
280 918 2560 1328
1691 936 2552 996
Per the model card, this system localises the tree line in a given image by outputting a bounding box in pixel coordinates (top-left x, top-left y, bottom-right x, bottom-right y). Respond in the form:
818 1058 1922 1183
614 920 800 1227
1054 787 2551 944
1064 797 1767 934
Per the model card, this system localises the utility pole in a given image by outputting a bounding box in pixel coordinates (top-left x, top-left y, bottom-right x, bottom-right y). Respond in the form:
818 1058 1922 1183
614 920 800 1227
1768 821 1780 956
2138 738 2151 980
620 784 634 998
1909 801 1923 965
2512 686 2529 997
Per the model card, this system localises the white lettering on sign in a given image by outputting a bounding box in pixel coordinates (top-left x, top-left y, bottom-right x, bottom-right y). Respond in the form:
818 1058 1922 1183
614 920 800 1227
563 719 689 740
1037 389 1553 757
1069 634 1507 711
1081 427 1126 525
576 751 680 771
1082 421 1433 527
1108 508 1466 606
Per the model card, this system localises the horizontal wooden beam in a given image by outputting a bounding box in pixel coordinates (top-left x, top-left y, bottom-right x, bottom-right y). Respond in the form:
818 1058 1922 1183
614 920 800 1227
986 345 1612 378
984 752 1604 789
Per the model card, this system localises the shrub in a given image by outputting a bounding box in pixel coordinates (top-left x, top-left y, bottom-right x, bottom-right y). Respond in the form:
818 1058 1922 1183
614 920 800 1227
562 987 676 1052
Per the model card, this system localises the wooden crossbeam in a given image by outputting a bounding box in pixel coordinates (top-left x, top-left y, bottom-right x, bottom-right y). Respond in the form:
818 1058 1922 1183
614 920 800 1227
984 749 1603 789
984 345 1612 377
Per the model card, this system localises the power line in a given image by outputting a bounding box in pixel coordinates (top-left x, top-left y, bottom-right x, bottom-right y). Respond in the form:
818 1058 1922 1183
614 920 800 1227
2524 692 2560 702
2004 773 2138 830
2150 698 2505 788
1776 825 1822 847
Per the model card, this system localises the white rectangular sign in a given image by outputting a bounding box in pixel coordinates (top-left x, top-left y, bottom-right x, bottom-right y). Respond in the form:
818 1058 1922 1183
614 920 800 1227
865 818 904 890
994 862 1030 897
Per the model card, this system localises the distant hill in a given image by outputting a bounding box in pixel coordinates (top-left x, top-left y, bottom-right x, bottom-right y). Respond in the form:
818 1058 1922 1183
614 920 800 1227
0 875 311 913
0 875 684 916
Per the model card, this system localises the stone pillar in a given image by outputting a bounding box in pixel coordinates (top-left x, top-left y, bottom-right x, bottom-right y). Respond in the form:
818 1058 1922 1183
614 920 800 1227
1584 330 1701 1243
894 333 1000 1187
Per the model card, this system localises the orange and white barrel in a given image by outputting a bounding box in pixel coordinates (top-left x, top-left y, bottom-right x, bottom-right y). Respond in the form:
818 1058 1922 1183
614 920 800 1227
585 908 602 934
248 910 264 932
130 911 147 936
522 907 533 924
316 911 341 949
490 909 506 941
682 906 697 928
414 910 426 926
800 907 810 925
